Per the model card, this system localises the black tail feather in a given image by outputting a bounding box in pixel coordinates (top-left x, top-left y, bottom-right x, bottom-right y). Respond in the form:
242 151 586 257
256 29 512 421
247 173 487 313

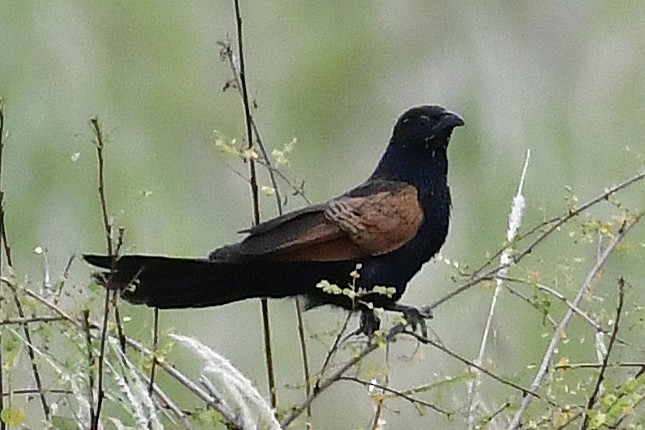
83 254 356 309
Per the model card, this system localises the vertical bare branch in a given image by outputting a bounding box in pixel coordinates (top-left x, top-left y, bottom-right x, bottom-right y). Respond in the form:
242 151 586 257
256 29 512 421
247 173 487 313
0 95 6 430
294 299 313 421
230 0 277 409
89 117 113 256
218 16 314 411
148 307 160 399
0 97 9 267
580 278 626 429
82 309 97 425
88 117 126 429
90 117 110 430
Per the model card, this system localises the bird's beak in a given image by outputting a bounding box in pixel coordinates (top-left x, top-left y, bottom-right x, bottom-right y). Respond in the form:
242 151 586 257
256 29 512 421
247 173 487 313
436 110 465 130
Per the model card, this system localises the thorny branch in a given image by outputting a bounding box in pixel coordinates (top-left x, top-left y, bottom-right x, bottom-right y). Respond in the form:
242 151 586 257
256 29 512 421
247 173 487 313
429 169 645 311
499 275 629 345
228 0 279 410
464 169 645 283
339 376 452 417
581 278 625 429
507 214 641 429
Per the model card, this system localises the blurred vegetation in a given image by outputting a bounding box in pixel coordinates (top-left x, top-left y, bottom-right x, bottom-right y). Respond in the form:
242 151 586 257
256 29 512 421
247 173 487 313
0 1 644 429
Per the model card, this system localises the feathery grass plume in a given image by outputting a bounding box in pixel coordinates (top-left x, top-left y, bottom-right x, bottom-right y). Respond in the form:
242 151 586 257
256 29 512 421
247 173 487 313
170 334 281 430
109 339 163 430
467 149 531 429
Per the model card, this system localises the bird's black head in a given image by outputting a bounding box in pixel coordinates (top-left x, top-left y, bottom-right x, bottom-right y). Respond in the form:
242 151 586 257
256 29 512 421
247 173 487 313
391 105 464 151
372 105 464 182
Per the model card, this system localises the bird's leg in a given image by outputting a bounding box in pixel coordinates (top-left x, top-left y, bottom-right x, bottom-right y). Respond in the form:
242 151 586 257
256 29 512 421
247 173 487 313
386 303 433 337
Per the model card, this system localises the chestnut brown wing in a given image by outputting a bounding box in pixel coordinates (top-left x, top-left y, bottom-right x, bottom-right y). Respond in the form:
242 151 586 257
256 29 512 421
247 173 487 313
237 182 424 262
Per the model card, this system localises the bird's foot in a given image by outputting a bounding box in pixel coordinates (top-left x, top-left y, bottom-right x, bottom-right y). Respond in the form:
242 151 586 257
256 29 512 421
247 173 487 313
347 304 432 339
343 309 382 340
389 303 433 337
358 309 381 337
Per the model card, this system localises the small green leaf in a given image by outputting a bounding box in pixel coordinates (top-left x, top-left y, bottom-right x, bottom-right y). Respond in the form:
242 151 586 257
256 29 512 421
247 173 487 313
1 407 25 425
316 280 342 295
342 288 355 298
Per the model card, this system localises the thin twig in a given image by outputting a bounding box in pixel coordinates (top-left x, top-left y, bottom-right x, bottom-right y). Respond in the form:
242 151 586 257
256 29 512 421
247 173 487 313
482 402 512 427
339 376 452 417
89 117 112 256
126 337 242 428
1 388 73 397
89 116 122 429
403 330 558 407
467 169 645 279
281 325 406 427
507 215 641 429
369 344 390 430
229 0 278 409
499 275 628 345
505 286 558 328
217 43 286 214
90 117 109 429
255 152 312 204
294 298 313 422
248 63 313 421
82 309 97 426
580 278 625 429
143 375 194 430
554 362 645 370
218 27 314 412
430 169 645 311
111 228 127 354
315 310 353 390
54 254 75 305
93 287 111 429
0 95 6 430
148 307 160 398
0 97 10 265
0 316 66 326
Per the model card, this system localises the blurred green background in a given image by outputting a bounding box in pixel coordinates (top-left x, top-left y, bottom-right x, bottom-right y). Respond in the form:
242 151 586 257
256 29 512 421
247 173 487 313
1 1 644 428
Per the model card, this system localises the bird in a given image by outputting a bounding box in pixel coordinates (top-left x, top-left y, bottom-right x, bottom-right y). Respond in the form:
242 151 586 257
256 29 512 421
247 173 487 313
84 105 464 333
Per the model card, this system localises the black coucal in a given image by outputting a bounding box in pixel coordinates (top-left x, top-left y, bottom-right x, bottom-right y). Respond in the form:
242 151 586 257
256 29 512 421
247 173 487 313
84 105 464 331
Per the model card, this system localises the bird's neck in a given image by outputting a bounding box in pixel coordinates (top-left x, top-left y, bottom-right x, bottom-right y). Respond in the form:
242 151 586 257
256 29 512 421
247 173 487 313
370 147 449 198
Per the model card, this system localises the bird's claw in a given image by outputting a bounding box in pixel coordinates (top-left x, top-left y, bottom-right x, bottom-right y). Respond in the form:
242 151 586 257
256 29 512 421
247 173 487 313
349 305 432 339
343 310 382 340
396 304 433 337
402 309 427 337
358 310 381 337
